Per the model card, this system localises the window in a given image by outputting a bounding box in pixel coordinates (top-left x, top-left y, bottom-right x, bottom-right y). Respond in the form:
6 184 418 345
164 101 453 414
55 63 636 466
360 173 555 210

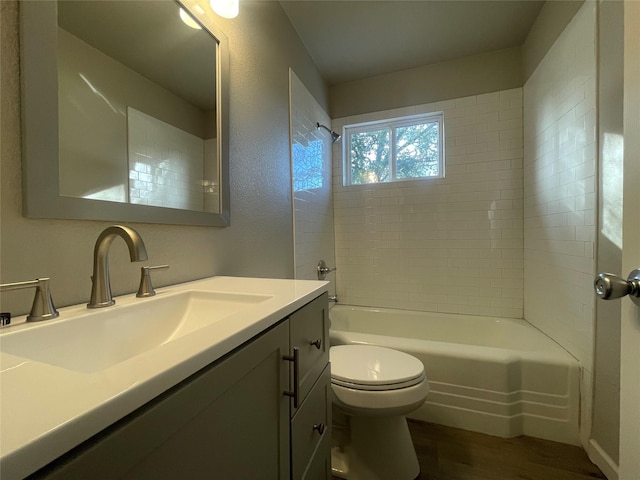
344 112 444 185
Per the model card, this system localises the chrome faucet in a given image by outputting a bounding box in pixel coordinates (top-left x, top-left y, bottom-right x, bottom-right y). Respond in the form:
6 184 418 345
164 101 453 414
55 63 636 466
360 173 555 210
88 225 148 308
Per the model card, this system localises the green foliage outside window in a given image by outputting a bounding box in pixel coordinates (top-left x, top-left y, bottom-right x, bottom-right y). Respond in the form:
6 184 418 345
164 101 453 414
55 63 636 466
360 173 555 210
349 129 390 184
347 114 443 185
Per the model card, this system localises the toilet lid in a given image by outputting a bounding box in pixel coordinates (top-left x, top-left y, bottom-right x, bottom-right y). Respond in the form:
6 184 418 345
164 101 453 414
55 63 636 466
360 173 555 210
330 345 425 390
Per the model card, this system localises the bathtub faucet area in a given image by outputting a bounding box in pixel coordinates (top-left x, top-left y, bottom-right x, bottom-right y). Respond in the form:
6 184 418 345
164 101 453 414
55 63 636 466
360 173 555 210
317 259 336 280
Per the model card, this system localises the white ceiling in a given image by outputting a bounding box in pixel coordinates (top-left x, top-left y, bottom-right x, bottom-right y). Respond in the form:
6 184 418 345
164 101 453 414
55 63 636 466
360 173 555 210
280 1 545 85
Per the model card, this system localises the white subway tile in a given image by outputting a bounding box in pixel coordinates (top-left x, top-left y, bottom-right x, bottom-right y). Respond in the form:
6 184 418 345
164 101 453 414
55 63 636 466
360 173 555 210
332 87 530 317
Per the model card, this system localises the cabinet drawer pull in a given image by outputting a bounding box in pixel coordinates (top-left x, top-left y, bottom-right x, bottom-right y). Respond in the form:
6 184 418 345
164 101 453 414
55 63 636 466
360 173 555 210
313 423 325 435
283 347 300 408
310 338 322 349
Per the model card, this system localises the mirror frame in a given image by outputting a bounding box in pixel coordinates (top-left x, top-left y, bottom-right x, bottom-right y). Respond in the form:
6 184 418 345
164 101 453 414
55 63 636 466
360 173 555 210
20 1 230 227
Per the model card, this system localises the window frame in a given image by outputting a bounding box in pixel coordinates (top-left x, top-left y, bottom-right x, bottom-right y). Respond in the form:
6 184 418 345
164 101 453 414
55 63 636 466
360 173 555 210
343 112 445 186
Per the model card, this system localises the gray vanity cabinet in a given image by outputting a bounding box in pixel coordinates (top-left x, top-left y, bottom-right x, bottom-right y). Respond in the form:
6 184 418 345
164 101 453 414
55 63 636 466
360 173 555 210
28 293 330 480
30 320 291 480
288 293 332 479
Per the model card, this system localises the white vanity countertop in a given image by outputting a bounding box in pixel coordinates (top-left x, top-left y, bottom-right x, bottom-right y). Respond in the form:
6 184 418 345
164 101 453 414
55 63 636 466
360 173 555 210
0 276 328 479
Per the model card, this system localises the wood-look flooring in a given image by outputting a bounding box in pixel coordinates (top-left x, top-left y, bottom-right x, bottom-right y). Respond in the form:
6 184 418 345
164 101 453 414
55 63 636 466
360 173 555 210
408 420 606 480
334 420 607 480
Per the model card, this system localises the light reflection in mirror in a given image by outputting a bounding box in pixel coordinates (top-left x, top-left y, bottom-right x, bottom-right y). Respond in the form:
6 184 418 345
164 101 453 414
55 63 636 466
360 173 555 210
57 0 219 213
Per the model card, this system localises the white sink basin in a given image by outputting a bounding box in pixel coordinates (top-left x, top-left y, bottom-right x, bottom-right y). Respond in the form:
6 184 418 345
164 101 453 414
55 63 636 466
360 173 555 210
1 290 271 373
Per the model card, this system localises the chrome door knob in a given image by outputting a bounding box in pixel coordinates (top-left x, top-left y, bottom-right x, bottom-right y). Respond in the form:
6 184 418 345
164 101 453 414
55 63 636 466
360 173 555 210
594 269 640 306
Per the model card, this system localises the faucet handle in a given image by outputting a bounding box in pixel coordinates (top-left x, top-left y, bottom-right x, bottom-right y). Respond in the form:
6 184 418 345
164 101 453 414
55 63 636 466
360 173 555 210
136 265 169 298
0 277 59 322
317 260 337 280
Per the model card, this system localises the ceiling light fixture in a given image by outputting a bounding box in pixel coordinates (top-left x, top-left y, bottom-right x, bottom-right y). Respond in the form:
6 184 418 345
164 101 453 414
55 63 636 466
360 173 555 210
210 0 239 19
179 8 202 29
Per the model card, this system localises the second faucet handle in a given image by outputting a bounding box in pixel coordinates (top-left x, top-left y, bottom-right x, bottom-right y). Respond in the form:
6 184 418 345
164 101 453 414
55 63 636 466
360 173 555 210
317 260 337 280
137 265 169 298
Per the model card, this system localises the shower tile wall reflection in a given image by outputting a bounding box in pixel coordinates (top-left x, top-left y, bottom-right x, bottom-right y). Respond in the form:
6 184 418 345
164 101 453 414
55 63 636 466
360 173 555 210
332 88 524 318
128 107 208 211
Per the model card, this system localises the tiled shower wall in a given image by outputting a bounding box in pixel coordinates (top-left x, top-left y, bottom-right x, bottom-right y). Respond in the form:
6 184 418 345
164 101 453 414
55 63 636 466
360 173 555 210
523 0 596 426
290 70 336 292
332 88 524 318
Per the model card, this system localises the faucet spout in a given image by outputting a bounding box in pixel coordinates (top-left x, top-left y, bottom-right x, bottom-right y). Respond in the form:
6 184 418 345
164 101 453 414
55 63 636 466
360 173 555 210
88 225 148 308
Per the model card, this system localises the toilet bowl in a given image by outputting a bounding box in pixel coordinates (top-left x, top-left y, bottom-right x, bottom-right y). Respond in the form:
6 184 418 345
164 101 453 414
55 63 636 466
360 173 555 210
330 345 429 480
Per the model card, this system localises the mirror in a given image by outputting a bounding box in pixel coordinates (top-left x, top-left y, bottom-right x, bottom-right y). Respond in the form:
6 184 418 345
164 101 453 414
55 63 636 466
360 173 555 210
20 0 230 226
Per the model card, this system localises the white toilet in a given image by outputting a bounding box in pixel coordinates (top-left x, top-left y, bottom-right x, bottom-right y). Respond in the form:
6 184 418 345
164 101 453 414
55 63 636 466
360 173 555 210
329 344 429 480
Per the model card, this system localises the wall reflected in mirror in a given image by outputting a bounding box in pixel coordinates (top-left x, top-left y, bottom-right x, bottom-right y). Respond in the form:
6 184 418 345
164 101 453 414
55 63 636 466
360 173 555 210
56 0 220 213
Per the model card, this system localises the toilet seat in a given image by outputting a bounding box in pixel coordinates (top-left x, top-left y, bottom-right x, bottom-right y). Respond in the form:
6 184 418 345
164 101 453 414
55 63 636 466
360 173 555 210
330 345 426 391
332 372 426 391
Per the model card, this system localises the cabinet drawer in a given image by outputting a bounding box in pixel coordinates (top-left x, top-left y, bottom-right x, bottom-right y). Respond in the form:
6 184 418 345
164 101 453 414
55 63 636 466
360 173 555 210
291 365 331 480
289 292 329 413
301 431 331 480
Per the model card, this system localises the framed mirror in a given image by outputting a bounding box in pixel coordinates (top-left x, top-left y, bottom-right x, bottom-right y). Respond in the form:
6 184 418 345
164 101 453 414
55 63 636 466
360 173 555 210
20 0 230 226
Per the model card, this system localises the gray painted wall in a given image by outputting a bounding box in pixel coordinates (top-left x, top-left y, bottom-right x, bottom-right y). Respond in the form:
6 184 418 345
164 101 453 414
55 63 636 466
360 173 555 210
0 0 328 315
329 47 522 119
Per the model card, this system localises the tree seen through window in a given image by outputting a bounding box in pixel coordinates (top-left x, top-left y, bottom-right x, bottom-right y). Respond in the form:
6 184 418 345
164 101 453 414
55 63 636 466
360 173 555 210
347 114 443 185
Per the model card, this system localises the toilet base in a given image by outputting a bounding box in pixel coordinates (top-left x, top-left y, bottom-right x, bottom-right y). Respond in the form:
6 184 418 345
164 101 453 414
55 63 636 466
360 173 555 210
331 414 420 480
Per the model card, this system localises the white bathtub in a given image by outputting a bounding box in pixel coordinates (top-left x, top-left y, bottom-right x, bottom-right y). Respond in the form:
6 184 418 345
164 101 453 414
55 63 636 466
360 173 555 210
330 305 581 445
